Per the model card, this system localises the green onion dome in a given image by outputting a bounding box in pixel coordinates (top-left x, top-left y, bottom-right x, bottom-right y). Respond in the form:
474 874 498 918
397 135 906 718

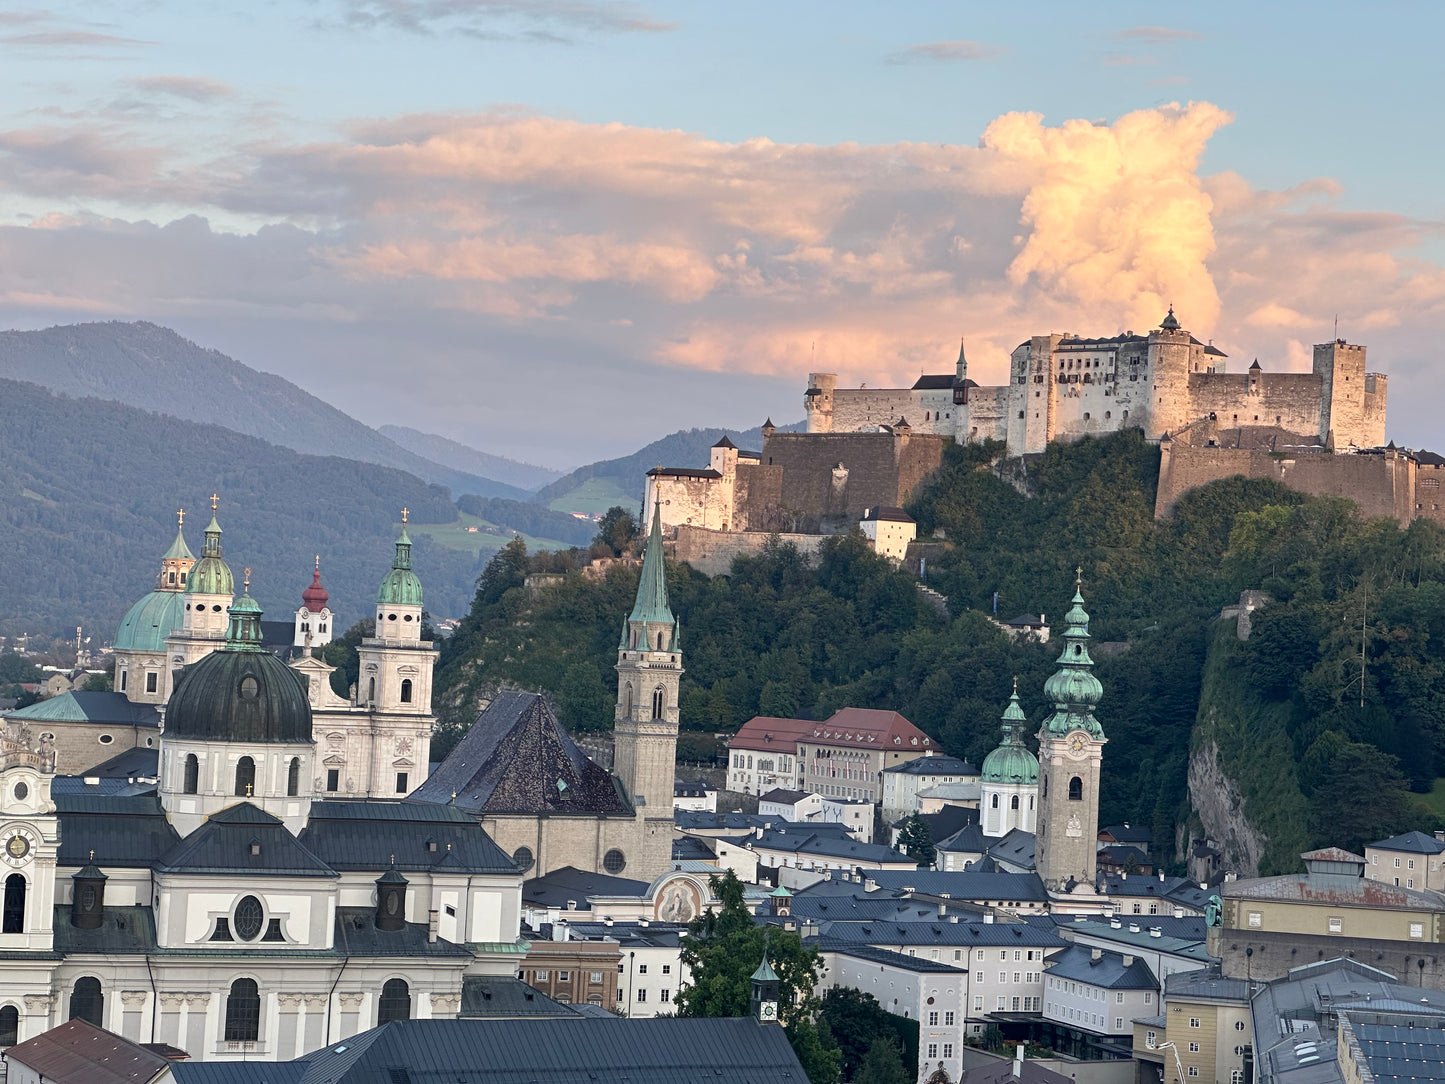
980 684 1039 785
377 525 424 607
186 512 234 597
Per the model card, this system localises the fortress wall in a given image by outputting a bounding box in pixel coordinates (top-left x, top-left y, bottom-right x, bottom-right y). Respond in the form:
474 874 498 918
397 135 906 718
1050 374 1132 441
1157 442 1406 520
652 473 733 532
829 388 919 432
759 431 945 529
734 462 785 531
1363 374 1388 447
964 385 1011 443
1187 372 1323 436
671 525 825 577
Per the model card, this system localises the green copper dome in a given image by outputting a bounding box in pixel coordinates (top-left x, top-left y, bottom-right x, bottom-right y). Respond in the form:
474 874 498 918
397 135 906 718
980 683 1039 785
377 524 424 606
164 592 312 744
186 512 235 597
114 590 187 653
1041 579 1106 739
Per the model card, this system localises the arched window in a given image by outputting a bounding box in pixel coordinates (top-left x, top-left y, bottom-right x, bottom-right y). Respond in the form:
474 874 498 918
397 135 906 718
651 686 665 720
69 977 103 1026
1068 776 1083 801
2 874 25 933
224 979 261 1042
990 794 999 809
656 631 666 651
1011 795 1020 810
367 677 376 704
287 757 300 797
1042 776 1048 799
0 1004 17 1046
183 753 199 795
624 684 633 717
377 978 411 1023
234 756 255 797
400 679 413 704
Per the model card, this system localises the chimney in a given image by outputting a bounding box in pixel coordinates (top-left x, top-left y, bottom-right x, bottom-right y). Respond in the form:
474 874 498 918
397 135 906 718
1149 927 1162 938
984 912 995 924
1158 871 1165 882
1436 831 1444 844
1129 923 1140 933
553 921 569 942
1110 919 1122 929
950 915 958 924
427 909 439 943
1173 905 1184 918
938 904 947 916
864 878 878 893
1013 1044 1025 1078
1122 954 1135 967
1091 948 1102 963
566 899 578 911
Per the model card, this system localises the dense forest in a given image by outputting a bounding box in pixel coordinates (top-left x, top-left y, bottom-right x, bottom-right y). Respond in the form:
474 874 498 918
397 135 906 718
437 430 1445 872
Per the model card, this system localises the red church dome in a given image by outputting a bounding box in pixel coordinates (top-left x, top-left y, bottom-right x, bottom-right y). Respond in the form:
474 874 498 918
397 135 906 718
302 560 329 613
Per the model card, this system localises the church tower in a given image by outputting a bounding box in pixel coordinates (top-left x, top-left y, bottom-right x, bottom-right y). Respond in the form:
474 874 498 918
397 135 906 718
114 512 196 704
980 679 1040 839
1034 574 1107 891
613 503 682 872
163 497 236 702
293 557 334 650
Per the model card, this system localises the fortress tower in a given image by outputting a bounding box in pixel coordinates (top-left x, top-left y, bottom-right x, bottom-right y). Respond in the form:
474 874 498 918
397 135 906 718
1314 340 1385 449
804 373 837 433
1146 308 1195 438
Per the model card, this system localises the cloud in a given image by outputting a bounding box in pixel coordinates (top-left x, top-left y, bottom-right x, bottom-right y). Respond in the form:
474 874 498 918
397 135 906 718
1 101 1444 457
886 40 1005 64
333 0 674 38
1114 26 1201 44
1 29 148 46
127 75 234 102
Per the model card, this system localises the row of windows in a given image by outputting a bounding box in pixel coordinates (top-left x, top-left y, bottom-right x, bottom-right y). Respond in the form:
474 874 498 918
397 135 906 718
180 755 411 798
973 995 1039 1012
621 988 672 1003
925 1043 955 1059
1045 1001 1126 1031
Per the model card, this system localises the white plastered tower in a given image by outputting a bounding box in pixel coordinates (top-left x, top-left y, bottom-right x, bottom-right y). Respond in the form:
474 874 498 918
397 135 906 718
979 680 1039 839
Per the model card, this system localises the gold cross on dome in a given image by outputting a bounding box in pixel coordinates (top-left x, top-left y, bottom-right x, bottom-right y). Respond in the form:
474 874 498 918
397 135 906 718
401 507 409 524
1012 675 1018 696
243 567 252 591
315 554 321 572
246 783 253 796
177 508 185 527
89 849 94 862
1075 566 1083 587
211 493 219 511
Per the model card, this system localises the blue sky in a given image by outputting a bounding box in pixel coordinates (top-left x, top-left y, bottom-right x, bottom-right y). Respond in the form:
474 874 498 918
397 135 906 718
0 1 1440 465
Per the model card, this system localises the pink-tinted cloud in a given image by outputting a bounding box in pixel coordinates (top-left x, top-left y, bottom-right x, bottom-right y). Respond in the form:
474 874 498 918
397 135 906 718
127 75 234 102
1114 26 1201 44
886 40 1006 64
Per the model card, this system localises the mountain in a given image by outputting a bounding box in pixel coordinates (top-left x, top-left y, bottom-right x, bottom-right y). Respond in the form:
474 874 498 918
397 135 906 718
535 422 805 514
0 321 530 501
0 377 494 640
379 425 563 493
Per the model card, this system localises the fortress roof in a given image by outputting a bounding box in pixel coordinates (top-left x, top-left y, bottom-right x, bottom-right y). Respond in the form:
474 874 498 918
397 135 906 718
911 374 955 390
646 467 722 479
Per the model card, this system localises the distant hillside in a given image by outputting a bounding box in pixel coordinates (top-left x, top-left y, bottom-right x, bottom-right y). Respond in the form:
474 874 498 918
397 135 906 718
0 322 529 501
0 378 492 639
379 425 563 493
535 421 805 514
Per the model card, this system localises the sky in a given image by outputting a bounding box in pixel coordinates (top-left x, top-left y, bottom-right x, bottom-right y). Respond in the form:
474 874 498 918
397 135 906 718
0 2 1442 468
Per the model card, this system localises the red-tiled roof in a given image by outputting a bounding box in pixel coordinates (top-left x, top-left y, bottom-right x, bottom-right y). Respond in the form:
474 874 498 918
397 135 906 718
6 1018 171 1084
810 707 933 750
727 716 816 752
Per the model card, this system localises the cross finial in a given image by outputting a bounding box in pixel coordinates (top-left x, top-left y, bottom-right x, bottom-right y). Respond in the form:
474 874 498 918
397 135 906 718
1075 566 1083 588
401 507 409 524
246 783 253 796
390 853 395 866
210 493 219 511
89 849 94 862
1012 675 1018 696
177 508 185 528
315 554 320 572
243 567 252 591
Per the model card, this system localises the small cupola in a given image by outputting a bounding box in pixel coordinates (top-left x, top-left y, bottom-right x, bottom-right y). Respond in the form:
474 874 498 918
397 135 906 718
71 852 107 930
375 863 409 931
750 933 781 1024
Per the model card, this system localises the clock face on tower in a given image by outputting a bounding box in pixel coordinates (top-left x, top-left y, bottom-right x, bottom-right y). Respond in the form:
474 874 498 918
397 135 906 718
1067 732 1088 757
760 1001 777 1020
3 827 34 866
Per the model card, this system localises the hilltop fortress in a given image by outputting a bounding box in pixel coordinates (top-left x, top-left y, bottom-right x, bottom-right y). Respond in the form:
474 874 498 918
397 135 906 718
805 309 1387 456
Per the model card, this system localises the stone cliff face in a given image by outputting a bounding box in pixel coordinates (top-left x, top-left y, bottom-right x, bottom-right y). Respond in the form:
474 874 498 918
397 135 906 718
1188 736 1267 879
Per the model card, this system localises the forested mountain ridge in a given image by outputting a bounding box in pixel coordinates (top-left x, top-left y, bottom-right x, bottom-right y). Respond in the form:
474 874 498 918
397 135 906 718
0 321 529 500
0 377 485 637
379 425 563 492
440 430 1445 875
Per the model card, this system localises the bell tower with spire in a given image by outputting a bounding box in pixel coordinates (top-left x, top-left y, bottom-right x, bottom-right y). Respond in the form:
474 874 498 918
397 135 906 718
613 500 682 875
294 556 333 650
1034 571 1107 892
163 495 236 702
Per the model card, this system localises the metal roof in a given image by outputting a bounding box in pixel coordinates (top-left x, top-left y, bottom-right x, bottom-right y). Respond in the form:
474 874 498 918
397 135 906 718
882 755 978 776
821 941 964 972
300 801 517 874
158 803 336 878
460 977 580 1018
56 795 181 868
731 828 909 864
1045 944 1158 990
522 865 650 908
816 918 1067 949
5 690 160 727
174 1016 808 1084
864 869 1048 902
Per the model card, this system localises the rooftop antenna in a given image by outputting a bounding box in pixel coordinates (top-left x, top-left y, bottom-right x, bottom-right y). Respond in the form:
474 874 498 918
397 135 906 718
1335 313 1339 342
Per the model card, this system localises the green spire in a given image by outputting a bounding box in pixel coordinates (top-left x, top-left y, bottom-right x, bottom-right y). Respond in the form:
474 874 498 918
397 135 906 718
981 677 1040 784
162 516 194 562
1040 570 1105 739
377 513 424 606
751 932 779 983
225 570 266 651
186 497 235 597
627 502 676 631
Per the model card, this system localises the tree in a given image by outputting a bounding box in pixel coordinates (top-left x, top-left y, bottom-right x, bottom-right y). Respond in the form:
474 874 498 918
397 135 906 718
678 871 840 1084
594 506 640 556
897 814 936 868
555 661 613 732
855 1037 911 1084
476 537 530 607
820 987 919 1081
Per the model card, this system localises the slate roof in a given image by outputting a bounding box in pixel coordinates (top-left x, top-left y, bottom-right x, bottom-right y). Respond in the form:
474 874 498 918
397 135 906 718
158 803 336 878
333 908 475 958
936 822 988 855
1099 824 1152 845
55 794 181 868
986 829 1037 871
1068 915 1207 959
73 746 159 779
5 690 160 728
300 801 517 874
861 506 916 523
460 977 580 1017
817 918 1067 949
895 806 977 845
409 691 631 815
1045 944 1158 990
1163 967 1253 1002
1370 830 1445 855
883 755 978 777
821 941 964 972
677 810 848 834
173 1016 808 1084
53 905 156 956
671 836 715 861
863 869 1049 902
785 895 947 923
733 828 910 864
1098 844 1150 866
5 1017 171 1084
523 865 650 908
758 788 812 805
674 778 715 797
911 374 956 390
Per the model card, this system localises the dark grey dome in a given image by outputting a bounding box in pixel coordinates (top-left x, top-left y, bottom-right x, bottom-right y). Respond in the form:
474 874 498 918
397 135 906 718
164 593 313 744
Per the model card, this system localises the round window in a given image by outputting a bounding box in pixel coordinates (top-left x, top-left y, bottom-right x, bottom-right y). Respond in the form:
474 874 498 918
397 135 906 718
98 735 113 745
513 846 535 874
388 613 398 621
80 885 96 910
403 614 413 621
239 676 260 700
13 782 27 801
212 604 223 612
603 849 626 874
234 895 264 941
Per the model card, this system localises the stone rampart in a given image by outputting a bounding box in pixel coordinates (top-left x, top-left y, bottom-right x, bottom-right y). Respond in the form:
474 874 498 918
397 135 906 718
670 526 825 577
1189 371 1323 436
1217 929 1445 989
